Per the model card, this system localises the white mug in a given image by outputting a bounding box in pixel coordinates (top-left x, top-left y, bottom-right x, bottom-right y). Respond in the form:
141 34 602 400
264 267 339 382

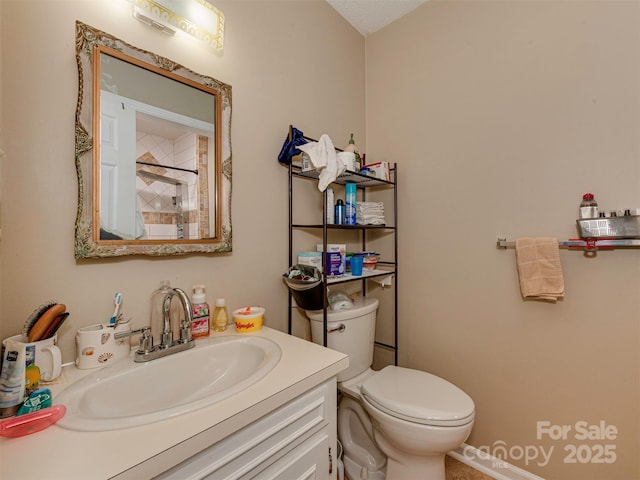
2 334 62 381
75 322 130 369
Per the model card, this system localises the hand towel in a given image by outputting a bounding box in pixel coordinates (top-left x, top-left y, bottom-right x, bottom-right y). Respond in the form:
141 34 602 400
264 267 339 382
515 237 565 302
297 134 346 192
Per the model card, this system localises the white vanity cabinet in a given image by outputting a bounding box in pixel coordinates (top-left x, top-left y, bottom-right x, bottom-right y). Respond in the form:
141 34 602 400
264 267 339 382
156 379 337 480
1 328 348 480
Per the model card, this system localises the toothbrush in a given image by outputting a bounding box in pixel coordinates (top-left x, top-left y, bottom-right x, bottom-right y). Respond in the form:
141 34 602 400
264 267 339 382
110 293 122 325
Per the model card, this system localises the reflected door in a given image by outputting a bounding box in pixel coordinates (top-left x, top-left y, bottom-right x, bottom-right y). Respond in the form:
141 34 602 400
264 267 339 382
100 91 139 239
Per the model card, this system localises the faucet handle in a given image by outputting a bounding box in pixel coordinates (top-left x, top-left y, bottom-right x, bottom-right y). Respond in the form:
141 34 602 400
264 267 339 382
114 326 147 340
179 319 193 344
137 327 154 354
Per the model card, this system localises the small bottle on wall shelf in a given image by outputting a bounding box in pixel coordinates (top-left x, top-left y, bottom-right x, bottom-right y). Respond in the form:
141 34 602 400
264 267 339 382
579 193 598 219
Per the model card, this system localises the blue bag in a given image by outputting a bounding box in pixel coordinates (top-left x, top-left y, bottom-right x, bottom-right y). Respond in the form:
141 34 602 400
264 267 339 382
278 127 308 165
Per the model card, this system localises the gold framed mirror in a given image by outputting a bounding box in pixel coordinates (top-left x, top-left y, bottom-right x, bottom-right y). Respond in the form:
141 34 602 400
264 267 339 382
74 21 232 258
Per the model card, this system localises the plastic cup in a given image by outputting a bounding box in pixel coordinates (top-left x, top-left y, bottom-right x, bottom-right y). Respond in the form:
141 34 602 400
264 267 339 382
350 256 364 276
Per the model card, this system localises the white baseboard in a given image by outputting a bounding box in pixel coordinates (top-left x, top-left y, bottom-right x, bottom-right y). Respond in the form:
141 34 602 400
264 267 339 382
448 443 546 480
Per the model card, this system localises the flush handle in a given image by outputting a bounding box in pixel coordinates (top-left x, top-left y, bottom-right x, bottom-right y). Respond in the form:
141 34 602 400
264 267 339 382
327 323 345 334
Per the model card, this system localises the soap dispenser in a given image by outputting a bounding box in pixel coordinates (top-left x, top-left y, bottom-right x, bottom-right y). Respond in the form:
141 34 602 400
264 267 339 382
191 285 210 338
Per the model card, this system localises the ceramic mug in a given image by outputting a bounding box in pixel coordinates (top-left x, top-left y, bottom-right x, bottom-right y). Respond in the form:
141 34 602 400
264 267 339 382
2 334 62 381
75 322 131 369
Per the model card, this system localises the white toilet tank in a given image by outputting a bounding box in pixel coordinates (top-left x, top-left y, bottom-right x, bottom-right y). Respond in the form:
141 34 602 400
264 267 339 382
307 297 378 382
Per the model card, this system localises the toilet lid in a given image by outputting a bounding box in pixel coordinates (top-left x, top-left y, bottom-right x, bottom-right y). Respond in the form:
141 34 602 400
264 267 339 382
361 366 475 427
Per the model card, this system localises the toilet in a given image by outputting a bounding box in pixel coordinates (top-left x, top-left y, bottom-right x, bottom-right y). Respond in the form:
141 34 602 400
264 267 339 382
307 297 475 480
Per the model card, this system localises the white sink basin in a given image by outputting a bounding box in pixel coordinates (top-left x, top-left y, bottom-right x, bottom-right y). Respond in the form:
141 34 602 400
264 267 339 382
56 335 282 431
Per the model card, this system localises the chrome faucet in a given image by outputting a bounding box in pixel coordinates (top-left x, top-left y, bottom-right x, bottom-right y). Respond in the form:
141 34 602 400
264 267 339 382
114 287 195 363
160 287 193 349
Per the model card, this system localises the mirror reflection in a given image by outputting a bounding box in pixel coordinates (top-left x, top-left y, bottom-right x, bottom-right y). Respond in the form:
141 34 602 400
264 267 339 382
74 21 232 258
98 50 216 241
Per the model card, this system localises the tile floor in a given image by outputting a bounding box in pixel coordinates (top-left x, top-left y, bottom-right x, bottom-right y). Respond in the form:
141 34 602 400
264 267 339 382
343 456 495 480
446 456 495 480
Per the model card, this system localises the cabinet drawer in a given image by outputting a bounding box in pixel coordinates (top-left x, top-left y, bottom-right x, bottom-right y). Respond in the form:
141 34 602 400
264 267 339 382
156 380 334 480
251 431 329 480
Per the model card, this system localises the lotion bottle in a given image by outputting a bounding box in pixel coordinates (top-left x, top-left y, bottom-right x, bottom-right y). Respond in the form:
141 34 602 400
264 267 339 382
344 134 361 172
344 134 356 153
211 298 229 332
191 285 210 338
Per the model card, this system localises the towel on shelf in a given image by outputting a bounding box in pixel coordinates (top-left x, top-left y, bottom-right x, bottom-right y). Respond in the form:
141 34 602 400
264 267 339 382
297 134 345 192
515 237 565 302
356 201 385 225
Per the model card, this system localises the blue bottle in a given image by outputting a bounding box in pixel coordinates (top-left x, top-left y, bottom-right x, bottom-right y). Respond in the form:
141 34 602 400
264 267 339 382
335 199 346 225
345 183 356 225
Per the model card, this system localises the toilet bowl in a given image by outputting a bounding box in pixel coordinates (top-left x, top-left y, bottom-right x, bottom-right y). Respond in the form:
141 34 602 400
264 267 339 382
307 297 475 480
338 396 386 480
361 365 474 479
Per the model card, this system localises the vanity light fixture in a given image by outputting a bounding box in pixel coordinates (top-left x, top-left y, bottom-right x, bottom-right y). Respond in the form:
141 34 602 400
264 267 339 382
127 0 224 50
132 6 177 35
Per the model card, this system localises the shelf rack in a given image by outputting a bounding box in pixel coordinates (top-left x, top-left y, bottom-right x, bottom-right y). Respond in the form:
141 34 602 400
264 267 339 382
286 127 398 365
497 236 640 252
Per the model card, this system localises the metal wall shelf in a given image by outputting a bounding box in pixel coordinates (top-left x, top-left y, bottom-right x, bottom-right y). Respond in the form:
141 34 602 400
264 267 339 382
292 166 394 188
285 126 398 365
325 268 395 285
292 223 395 230
497 236 640 252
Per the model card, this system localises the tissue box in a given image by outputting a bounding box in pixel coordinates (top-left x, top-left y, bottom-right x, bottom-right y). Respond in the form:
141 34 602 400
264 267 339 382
298 251 323 271
317 244 346 277
362 161 390 181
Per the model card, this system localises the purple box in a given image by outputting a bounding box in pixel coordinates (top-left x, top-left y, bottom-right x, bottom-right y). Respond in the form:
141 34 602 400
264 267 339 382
324 251 345 277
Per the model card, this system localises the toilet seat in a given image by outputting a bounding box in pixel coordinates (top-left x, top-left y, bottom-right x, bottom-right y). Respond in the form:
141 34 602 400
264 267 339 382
338 368 374 399
362 366 475 427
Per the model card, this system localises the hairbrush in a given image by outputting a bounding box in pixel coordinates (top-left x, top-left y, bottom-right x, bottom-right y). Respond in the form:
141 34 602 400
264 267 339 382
22 301 57 337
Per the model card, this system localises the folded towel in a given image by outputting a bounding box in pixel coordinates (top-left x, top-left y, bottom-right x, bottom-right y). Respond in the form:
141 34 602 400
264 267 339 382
297 134 345 192
356 201 385 225
515 237 565 302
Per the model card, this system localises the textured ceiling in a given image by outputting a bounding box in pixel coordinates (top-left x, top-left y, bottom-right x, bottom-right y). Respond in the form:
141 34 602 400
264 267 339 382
326 0 429 36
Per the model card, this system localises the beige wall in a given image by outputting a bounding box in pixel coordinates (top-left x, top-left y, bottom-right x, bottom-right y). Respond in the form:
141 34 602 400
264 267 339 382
2 1 639 479
366 1 640 479
0 0 364 357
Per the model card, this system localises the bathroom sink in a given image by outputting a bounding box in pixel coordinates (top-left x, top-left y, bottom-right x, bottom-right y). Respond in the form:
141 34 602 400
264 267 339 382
56 335 282 431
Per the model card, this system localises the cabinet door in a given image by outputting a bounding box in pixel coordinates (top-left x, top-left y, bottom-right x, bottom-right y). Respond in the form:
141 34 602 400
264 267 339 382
155 379 336 480
250 431 329 480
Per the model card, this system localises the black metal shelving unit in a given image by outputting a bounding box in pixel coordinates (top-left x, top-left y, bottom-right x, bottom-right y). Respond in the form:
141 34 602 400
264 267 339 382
285 126 398 366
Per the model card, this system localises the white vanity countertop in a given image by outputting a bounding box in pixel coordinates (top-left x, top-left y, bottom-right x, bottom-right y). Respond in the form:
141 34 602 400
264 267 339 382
0 327 348 480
